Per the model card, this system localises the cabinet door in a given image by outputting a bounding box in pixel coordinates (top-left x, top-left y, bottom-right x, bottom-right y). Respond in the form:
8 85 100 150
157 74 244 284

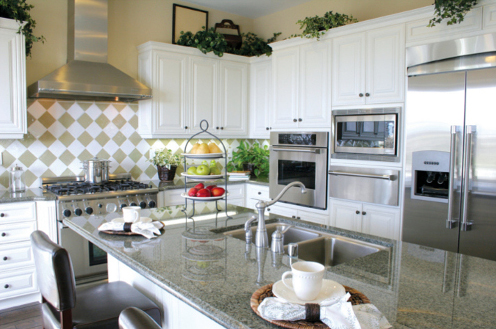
332 33 366 107
271 48 299 128
361 204 400 240
0 19 26 139
151 51 189 135
329 199 361 232
299 41 331 128
249 60 272 138
298 209 329 225
218 61 248 136
365 24 405 104
189 56 218 133
267 203 297 218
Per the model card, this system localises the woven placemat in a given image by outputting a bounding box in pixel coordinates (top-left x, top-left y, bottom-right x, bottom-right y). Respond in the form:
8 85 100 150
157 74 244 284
250 283 370 329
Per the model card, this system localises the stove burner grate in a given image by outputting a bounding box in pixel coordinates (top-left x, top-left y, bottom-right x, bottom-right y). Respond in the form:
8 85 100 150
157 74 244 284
45 180 153 196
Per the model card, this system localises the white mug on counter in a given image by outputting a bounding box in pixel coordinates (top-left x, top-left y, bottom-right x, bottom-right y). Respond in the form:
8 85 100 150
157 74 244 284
122 206 141 223
282 261 325 301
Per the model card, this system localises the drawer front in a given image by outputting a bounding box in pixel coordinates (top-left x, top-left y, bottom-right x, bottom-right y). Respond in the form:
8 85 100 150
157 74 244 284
0 268 38 299
0 241 33 270
162 189 185 207
246 185 269 200
0 221 37 244
226 184 244 199
0 202 36 224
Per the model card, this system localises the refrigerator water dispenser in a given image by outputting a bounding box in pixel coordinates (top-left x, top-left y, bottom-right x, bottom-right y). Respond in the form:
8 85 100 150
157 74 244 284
411 151 450 203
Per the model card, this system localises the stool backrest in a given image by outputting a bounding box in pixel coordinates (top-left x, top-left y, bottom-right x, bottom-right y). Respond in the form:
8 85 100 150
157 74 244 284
119 307 162 329
31 230 76 311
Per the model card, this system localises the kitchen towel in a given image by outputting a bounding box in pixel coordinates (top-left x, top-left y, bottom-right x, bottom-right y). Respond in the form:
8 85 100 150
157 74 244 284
258 292 392 329
98 220 164 239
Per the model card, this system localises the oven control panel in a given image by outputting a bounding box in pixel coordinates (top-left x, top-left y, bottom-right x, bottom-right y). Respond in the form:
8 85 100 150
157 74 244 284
57 193 158 219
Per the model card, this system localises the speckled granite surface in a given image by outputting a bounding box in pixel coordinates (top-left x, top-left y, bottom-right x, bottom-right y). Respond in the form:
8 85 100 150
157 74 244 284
63 205 496 328
0 188 56 203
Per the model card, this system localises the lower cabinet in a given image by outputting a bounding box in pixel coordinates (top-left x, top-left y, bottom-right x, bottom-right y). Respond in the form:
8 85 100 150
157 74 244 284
329 198 400 240
267 203 329 225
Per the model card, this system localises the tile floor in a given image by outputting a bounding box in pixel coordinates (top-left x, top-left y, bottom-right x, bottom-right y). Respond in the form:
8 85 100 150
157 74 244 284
0 303 42 329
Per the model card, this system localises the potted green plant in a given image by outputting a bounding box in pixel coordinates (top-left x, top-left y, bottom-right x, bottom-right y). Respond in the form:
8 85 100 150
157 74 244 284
428 0 478 27
227 141 269 178
229 32 281 57
176 26 228 57
0 0 45 57
149 148 182 182
293 11 357 40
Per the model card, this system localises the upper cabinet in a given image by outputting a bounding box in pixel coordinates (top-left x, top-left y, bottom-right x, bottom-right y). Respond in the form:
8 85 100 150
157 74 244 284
137 42 248 138
271 40 331 129
332 24 405 107
0 18 26 139
249 56 272 139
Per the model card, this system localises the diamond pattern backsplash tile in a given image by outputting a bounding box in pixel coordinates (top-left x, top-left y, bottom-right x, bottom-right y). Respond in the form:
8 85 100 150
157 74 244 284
0 100 269 189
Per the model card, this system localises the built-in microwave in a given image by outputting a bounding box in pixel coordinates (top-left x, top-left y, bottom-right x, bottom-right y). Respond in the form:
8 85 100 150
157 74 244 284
332 108 401 162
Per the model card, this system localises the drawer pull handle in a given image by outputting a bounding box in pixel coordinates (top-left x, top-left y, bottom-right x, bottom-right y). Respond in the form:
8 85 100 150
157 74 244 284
1 233 6 237
0 213 4 217
4 284 10 289
362 211 367 215
2 256 7 261
258 192 261 195
356 210 360 214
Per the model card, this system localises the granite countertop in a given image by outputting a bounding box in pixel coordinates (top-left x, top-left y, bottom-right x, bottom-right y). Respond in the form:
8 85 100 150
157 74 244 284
0 188 57 203
63 205 496 328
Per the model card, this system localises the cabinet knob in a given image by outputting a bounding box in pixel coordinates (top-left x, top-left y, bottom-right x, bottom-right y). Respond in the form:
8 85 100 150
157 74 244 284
267 208 271 211
359 93 364 97
258 192 261 195
297 216 301 220
216 127 220 130
220 127 224 130
1 233 6 237
4 284 9 289
293 119 297 122
0 213 4 217
184 126 188 129
266 127 269 130
298 118 302 122
365 93 370 97
362 211 367 215
3 256 7 261
356 210 360 214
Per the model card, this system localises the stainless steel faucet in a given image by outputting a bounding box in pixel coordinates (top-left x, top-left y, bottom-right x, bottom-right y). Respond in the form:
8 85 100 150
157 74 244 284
245 181 306 249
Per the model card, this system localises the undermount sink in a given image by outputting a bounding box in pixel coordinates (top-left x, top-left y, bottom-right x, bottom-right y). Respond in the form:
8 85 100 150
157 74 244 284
224 222 388 267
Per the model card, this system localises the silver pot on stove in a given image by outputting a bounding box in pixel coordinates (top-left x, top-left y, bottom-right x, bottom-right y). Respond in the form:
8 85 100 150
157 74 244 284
82 157 111 183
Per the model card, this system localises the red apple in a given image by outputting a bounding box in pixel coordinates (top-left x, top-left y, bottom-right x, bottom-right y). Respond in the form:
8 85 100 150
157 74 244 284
211 187 225 197
196 188 211 197
206 185 217 191
194 183 204 190
188 188 198 197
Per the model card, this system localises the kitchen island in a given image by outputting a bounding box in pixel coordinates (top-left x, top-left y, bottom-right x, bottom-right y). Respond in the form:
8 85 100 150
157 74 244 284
63 204 496 328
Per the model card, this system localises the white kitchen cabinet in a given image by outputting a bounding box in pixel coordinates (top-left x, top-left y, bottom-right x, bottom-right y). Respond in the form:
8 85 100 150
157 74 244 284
268 202 329 226
332 24 405 107
245 184 270 209
329 198 400 240
138 42 248 138
0 201 39 310
0 18 26 139
249 57 272 138
271 41 331 129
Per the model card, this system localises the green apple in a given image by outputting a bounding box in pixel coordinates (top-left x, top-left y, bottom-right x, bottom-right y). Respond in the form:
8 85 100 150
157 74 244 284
187 166 197 175
196 165 210 175
210 167 221 175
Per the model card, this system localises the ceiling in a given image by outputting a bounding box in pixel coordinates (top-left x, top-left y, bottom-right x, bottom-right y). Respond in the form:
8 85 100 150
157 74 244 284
181 0 315 19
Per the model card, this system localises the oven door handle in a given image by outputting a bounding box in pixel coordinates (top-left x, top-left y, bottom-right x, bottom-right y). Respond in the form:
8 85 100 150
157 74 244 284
271 146 321 154
328 170 396 181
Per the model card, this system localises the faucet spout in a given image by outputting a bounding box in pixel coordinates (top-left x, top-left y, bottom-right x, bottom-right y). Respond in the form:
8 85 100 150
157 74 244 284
264 181 307 208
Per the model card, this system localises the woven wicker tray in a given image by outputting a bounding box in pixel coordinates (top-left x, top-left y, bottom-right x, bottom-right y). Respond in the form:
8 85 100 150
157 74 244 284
250 283 370 328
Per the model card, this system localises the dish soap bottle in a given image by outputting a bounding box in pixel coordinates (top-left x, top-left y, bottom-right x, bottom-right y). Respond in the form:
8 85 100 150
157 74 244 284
9 164 25 193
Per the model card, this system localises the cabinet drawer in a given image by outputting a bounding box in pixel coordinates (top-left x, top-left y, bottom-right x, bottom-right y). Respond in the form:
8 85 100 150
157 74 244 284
298 210 328 225
0 221 37 244
0 241 33 270
160 189 185 207
226 184 244 199
0 268 38 299
0 202 36 224
246 185 269 200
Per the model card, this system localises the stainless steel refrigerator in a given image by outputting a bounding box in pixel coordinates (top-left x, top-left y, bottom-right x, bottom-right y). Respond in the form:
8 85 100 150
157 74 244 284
403 54 496 262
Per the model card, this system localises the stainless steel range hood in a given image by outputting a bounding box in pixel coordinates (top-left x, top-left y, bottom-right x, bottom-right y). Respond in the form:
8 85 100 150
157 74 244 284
27 0 151 102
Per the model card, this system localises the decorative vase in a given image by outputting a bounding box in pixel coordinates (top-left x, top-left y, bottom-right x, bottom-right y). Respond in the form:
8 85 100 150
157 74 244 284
157 165 177 182
243 163 256 178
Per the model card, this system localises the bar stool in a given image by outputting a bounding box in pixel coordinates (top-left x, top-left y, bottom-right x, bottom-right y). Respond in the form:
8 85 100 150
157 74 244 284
119 307 162 329
30 230 161 329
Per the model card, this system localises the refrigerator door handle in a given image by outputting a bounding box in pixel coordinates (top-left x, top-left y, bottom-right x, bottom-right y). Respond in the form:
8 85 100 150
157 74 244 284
461 125 476 232
446 125 460 229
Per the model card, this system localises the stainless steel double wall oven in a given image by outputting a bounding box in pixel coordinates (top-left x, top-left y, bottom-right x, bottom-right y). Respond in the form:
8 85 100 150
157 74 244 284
269 132 329 210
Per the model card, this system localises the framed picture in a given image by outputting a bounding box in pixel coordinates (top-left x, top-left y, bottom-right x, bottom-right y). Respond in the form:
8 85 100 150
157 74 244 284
172 4 209 44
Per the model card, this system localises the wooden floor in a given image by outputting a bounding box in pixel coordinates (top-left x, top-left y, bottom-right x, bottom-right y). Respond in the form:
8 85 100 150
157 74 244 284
0 302 43 329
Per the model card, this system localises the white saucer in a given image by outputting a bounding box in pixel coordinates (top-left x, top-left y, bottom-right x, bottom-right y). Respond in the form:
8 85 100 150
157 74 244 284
112 217 152 224
272 279 345 305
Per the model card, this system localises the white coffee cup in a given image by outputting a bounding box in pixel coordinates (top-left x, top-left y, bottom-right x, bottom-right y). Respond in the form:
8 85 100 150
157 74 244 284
281 261 325 301
122 206 141 223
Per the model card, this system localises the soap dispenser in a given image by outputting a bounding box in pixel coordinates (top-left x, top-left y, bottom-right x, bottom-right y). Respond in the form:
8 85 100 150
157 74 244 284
9 164 25 193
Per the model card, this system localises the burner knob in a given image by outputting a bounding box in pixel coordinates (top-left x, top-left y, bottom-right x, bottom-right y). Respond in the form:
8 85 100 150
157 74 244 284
98 204 103 208
120 203 127 209
130 202 137 207
63 209 71 217
85 207 93 215
140 201 147 209
74 208 83 216
148 200 156 208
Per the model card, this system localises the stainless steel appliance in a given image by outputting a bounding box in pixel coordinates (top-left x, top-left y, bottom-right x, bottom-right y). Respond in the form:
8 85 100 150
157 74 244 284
269 132 328 209
331 108 400 162
329 166 399 206
403 38 496 262
43 174 158 282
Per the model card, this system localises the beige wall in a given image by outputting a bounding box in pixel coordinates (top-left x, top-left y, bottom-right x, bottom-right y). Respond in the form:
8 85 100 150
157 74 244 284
26 0 254 85
253 0 434 40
